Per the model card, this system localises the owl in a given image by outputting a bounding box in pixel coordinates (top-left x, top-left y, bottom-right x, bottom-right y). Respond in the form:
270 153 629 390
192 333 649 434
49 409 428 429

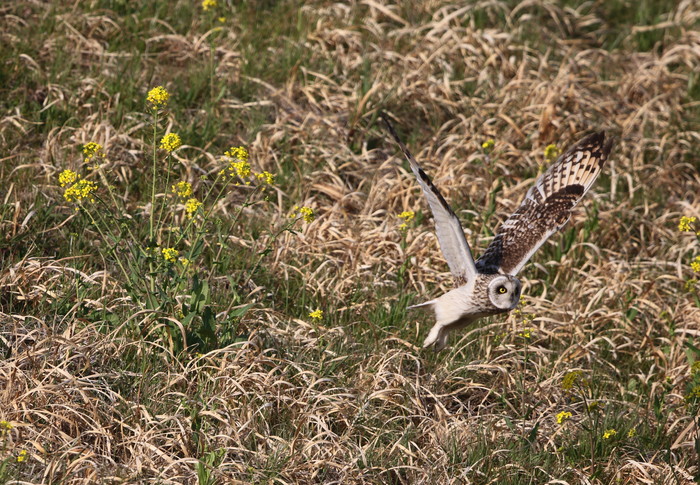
383 116 613 350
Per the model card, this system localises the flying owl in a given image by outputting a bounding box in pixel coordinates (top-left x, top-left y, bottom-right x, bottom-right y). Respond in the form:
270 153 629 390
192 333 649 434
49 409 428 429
383 116 613 350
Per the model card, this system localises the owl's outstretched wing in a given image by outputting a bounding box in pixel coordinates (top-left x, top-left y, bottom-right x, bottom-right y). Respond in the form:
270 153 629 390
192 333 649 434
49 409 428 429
475 132 613 276
382 115 477 285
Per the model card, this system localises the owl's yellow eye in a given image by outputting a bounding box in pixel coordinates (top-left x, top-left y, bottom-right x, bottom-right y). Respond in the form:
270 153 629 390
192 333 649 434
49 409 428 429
498 286 507 294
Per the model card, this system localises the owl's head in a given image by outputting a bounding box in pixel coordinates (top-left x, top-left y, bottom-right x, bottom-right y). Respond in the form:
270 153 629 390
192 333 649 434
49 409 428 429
487 275 522 310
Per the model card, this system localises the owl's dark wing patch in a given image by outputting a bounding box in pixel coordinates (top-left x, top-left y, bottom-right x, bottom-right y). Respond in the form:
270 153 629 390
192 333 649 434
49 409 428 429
476 131 612 276
382 115 477 285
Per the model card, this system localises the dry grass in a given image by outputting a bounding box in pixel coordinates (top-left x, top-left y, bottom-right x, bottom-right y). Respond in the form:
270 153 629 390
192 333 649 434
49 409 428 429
1 0 700 483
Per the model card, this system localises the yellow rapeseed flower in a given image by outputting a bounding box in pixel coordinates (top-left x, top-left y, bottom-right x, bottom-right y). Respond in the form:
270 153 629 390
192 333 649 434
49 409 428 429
481 139 495 151
58 169 78 187
64 179 98 203
172 181 193 198
691 256 700 273
256 171 275 185
185 198 202 217
518 328 532 339
561 370 582 390
83 142 104 162
16 450 28 463
162 247 179 262
160 133 182 153
679 216 696 232
627 428 636 438
556 411 572 424
309 309 323 320
225 146 249 163
299 206 314 223
202 0 217 10
147 86 169 109
398 211 415 222
544 144 560 161
0 420 12 434
602 429 617 439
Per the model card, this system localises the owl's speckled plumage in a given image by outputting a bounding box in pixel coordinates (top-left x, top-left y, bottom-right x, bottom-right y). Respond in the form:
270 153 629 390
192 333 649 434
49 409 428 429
383 116 613 350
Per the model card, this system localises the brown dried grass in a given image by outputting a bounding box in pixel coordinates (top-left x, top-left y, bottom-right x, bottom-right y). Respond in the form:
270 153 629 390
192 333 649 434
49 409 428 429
1 0 700 483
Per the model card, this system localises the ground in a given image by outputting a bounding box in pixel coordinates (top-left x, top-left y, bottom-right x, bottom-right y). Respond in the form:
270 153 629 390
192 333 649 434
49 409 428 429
1 0 700 483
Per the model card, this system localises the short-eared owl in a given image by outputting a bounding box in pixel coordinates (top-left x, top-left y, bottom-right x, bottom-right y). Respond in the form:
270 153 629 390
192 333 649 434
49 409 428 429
383 116 613 350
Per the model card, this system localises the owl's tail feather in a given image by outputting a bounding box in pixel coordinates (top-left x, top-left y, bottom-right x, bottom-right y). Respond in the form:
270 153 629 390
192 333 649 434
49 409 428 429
408 299 436 310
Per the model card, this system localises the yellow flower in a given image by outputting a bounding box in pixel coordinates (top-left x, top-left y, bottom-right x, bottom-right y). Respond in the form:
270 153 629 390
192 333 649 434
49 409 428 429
225 146 249 163
147 86 169 109
556 411 572 424
299 206 314 223
161 247 179 263
309 309 323 320
481 139 495 151
16 450 28 463
627 428 636 438
256 171 275 185
692 361 700 375
202 0 217 10
179 257 192 267
588 400 601 411
172 181 193 198
220 147 252 183
544 144 560 161
58 169 78 187
561 370 582 390
691 256 700 273
398 211 415 222
518 328 532 339
64 179 98 203
160 133 182 152
218 16 226 23
602 429 617 439
185 198 202 217
679 216 696 232
0 420 12 434
82 142 104 163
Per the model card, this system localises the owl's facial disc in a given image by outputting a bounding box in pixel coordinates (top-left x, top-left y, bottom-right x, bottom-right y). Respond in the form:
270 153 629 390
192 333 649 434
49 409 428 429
488 275 522 310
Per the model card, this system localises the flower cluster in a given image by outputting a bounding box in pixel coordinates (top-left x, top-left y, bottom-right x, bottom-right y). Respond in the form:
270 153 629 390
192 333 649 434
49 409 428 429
147 86 169 109
518 328 532 339
16 449 28 463
544 144 560 161
481 139 495 151
398 210 415 231
160 133 182 153
0 420 12 435
561 370 582 390
256 171 275 185
602 429 617 439
691 255 700 273
162 247 179 263
291 206 315 223
58 169 78 187
185 198 202 217
202 0 217 10
556 411 572 424
172 181 193 198
679 216 697 233
83 142 104 162
63 177 98 203
309 309 323 320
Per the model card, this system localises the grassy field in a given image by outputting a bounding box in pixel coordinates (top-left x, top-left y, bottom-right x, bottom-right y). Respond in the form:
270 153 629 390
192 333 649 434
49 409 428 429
1 0 700 483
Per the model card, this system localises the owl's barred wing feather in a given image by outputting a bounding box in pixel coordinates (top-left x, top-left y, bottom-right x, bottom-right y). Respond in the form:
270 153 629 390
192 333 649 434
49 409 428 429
475 132 613 276
382 115 477 284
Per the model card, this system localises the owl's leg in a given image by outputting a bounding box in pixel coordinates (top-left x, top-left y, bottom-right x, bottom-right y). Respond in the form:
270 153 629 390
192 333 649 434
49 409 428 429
423 323 444 349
